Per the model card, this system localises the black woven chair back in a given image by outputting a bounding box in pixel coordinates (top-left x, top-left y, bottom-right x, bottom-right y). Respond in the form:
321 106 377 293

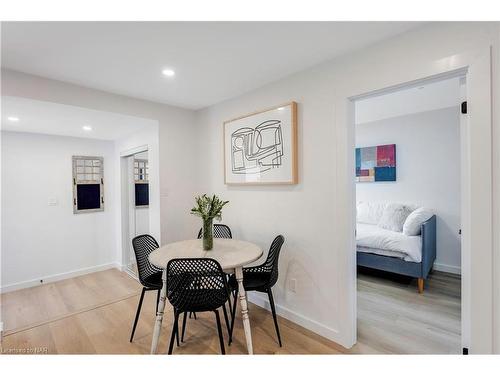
197 224 232 239
247 235 284 287
167 258 230 312
132 234 162 286
265 235 285 287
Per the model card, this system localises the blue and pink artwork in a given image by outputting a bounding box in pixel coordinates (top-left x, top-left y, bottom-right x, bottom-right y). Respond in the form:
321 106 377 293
356 144 396 182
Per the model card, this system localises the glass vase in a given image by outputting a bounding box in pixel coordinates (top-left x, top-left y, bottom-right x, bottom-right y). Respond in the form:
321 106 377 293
202 218 214 250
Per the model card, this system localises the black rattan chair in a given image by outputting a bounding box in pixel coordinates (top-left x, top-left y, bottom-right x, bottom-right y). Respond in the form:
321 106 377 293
166 258 231 354
228 235 285 347
197 223 232 240
130 234 163 342
190 224 232 327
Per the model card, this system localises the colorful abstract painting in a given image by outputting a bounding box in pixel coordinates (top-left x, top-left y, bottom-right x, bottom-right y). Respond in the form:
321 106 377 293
356 144 396 182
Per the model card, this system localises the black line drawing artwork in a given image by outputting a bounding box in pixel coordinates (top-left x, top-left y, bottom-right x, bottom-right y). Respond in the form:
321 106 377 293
231 119 284 174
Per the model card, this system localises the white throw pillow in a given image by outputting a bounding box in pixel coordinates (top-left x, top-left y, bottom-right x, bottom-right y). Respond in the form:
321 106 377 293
378 203 414 232
403 207 434 236
357 201 387 225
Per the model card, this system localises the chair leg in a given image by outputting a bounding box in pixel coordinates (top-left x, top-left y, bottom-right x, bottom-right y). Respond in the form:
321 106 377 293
168 310 180 355
229 289 238 345
230 290 238 321
181 311 188 342
176 310 180 347
156 289 160 313
129 287 146 342
214 309 226 354
267 288 282 347
222 304 230 337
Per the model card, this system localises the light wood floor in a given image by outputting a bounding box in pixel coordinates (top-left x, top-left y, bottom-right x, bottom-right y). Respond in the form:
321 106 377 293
0 269 345 354
354 267 461 354
0 268 460 354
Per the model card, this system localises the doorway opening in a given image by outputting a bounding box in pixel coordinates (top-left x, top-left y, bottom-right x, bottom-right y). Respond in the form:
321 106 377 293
353 75 465 353
121 149 150 279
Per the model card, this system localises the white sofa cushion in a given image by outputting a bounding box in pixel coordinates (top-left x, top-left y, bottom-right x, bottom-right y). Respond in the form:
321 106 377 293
403 207 434 236
356 223 422 262
378 203 414 232
356 201 387 225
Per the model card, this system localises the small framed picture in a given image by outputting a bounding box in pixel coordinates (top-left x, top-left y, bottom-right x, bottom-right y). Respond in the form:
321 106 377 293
223 102 298 185
356 144 396 182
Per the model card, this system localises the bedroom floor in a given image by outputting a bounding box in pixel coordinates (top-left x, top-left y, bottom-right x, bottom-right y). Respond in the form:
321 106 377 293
354 268 461 354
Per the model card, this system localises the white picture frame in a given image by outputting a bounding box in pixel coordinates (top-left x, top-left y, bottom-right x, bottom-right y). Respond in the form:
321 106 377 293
223 102 298 185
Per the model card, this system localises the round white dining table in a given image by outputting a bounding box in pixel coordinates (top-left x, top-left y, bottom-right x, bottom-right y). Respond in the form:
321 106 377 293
148 238 263 355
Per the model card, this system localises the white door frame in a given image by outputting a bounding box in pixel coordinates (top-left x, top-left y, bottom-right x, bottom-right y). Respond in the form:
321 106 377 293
335 46 493 353
119 144 149 277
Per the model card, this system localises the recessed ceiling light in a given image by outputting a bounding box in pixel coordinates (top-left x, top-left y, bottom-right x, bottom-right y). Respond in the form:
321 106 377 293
162 68 175 77
277 107 284 111
7 116 19 122
82 125 92 131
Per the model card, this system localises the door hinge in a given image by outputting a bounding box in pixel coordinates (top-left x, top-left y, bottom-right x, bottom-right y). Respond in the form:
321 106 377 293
101 197 104 204
73 198 76 205
461 101 467 114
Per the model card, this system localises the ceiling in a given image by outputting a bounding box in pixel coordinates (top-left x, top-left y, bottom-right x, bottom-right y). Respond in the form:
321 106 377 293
355 76 463 124
1 22 423 110
1 96 156 140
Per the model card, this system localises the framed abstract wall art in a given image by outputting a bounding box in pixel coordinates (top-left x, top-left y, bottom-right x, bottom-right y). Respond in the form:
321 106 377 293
356 144 396 182
223 102 298 185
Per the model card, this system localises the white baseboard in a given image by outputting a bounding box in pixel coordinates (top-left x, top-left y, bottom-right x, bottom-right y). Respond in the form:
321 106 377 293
0 262 121 294
117 263 127 272
247 292 346 348
433 262 461 275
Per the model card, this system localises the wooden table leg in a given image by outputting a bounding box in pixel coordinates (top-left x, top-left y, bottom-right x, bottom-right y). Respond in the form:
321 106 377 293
150 269 167 354
235 266 253 354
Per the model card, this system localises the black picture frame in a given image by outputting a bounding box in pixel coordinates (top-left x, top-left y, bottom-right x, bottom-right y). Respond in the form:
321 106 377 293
135 183 149 207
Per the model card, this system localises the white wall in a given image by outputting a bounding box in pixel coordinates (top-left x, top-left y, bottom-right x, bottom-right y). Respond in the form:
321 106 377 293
0 104 160 290
494 25 500 355
1 131 117 290
356 107 461 274
196 79 342 345
195 22 500 350
1 69 200 245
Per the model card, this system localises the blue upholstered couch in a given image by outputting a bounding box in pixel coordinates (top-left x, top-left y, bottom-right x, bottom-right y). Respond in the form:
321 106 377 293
357 215 436 293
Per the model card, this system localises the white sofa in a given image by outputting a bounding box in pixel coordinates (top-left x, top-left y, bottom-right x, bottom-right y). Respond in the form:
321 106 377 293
356 201 436 293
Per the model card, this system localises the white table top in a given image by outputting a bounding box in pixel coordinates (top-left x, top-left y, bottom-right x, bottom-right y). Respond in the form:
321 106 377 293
149 238 263 271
